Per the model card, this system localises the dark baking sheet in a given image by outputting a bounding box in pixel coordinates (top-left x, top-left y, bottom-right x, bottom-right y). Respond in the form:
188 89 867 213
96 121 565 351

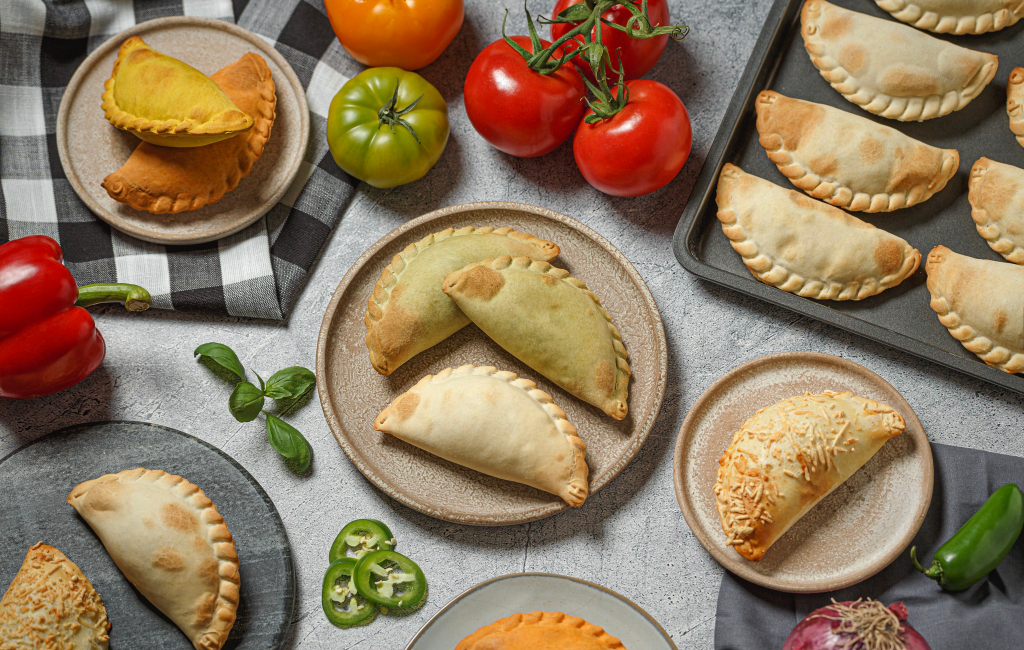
0 421 295 649
672 0 1024 394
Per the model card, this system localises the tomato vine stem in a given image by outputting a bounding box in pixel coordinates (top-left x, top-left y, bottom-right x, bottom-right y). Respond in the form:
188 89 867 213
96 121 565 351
377 81 424 145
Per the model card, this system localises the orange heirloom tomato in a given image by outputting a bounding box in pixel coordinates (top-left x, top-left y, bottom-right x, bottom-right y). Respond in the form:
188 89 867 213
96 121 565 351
324 0 465 70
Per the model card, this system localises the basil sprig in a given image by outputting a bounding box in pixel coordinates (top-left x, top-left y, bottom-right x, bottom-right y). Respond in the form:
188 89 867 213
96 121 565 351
195 342 314 474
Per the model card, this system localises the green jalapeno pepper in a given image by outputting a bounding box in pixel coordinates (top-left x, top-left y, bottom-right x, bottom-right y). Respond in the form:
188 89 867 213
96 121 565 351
911 483 1024 591
322 559 377 627
329 519 396 563
352 549 427 610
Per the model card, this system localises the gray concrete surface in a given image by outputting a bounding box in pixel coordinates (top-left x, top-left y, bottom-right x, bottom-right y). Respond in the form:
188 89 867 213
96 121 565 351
3 1 1023 648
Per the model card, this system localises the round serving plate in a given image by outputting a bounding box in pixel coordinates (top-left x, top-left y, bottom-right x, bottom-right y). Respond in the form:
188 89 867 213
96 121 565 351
56 16 309 245
673 351 933 593
316 201 668 525
0 421 295 649
405 573 677 649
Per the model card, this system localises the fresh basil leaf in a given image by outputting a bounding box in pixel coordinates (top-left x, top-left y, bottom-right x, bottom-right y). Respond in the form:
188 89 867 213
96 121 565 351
266 414 312 474
229 382 265 422
194 342 246 380
264 366 316 401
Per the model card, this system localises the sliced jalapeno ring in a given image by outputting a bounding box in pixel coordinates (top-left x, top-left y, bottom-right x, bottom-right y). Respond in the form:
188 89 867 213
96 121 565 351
329 519 396 563
321 558 377 627
352 549 427 610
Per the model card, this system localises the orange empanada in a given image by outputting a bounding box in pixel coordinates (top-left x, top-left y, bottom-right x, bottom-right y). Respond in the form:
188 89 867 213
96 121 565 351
456 611 627 650
101 52 276 214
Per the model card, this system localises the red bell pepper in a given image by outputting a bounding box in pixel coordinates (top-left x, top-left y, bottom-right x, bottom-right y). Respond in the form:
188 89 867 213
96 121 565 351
0 235 151 399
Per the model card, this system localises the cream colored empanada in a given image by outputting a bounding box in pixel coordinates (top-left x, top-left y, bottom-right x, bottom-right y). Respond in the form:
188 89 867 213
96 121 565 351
442 256 630 419
1009 67 1024 149
366 227 559 375
969 158 1024 264
756 91 958 212
875 0 1024 34
716 164 921 300
801 0 998 121
374 365 589 506
926 246 1024 374
0 543 111 649
714 391 905 562
68 469 240 650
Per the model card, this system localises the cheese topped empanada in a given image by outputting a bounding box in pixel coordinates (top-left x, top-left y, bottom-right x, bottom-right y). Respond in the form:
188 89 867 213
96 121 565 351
456 611 627 650
969 157 1024 264
756 90 958 212
1009 67 1024 149
801 0 998 121
875 0 1024 34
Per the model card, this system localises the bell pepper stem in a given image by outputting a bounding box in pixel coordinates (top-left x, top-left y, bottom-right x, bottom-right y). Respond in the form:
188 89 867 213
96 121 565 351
910 545 943 581
75 283 152 312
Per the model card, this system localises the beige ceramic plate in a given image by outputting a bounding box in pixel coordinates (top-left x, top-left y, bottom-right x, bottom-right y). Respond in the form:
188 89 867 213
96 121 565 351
673 351 933 592
316 202 668 525
57 17 309 245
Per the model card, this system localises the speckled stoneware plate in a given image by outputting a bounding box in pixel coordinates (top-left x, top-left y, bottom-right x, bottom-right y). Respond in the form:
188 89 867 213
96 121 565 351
405 573 677 649
56 17 309 245
316 201 668 525
673 352 933 593
0 421 295 649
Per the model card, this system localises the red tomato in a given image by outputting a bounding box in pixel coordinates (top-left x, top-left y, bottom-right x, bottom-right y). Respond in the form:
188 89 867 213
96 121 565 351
550 0 670 82
464 36 586 158
573 80 691 197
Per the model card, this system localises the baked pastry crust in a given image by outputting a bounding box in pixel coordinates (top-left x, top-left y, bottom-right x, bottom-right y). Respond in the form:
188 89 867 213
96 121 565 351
714 391 905 562
715 164 920 300
67 469 240 650
801 0 998 121
442 255 630 419
1009 67 1024 149
374 365 589 506
755 90 958 212
365 226 559 375
455 611 626 649
926 246 1024 374
102 37 253 147
875 0 1024 34
102 52 276 214
969 157 1024 264
0 543 111 650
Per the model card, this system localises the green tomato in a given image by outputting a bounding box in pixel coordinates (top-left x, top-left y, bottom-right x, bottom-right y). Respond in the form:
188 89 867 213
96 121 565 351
327 67 449 189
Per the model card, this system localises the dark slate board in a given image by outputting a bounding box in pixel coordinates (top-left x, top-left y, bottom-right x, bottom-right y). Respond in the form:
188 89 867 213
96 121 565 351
0 421 295 650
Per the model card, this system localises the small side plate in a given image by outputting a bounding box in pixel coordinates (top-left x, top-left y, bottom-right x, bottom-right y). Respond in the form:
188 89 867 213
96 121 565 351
57 16 309 245
673 351 933 592
405 573 677 649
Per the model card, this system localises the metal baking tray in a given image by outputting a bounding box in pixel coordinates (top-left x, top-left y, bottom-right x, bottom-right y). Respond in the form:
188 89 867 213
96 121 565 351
672 0 1024 395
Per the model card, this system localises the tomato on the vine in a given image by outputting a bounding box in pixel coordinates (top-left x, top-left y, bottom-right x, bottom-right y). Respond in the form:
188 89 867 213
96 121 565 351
324 0 464 70
573 79 691 197
550 0 671 81
464 36 586 158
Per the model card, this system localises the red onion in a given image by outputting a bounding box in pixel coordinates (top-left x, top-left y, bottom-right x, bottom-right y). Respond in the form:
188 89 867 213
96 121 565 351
783 599 931 650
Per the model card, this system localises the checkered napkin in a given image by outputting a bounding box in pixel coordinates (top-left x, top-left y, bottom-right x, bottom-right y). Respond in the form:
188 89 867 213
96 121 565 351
0 0 363 319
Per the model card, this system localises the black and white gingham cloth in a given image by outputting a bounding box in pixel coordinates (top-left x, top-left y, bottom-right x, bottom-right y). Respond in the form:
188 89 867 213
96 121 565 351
0 0 364 319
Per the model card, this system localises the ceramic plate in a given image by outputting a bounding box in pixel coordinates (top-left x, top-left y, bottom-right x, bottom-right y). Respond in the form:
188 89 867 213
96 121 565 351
673 351 933 592
316 201 668 525
0 421 295 649
405 573 677 649
56 16 309 245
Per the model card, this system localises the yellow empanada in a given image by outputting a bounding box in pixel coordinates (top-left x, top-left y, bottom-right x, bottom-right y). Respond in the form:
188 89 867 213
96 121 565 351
456 611 627 649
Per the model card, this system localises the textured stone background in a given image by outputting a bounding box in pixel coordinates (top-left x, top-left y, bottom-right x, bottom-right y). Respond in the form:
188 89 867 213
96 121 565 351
2 1 1023 648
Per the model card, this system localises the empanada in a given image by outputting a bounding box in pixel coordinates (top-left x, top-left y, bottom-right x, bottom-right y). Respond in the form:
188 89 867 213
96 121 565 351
442 256 630 419
715 164 921 300
969 157 1024 264
926 246 1024 374
374 365 589 506
102 52 276 214
365 226 559 375
68 469 240 650
756 91 958 212
801 0 998 121
456 611 627 650
102 37 253 147
1009 67 1024 149
0 543 111 649
714 391 906 562
875 0 1024 34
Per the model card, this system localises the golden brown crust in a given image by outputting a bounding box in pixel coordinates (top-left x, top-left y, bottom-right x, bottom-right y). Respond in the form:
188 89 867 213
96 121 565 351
456 611 627 649
875 0 1024 34
969 157 1024 264
1009 68 1024 149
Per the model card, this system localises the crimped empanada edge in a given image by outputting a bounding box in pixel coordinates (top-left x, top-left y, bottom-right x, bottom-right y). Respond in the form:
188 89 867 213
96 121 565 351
800 0 998 121
968 157 1024 264
875 0 1024 34
456 611 625 649
1009 67 1024 148
364 227 560 375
